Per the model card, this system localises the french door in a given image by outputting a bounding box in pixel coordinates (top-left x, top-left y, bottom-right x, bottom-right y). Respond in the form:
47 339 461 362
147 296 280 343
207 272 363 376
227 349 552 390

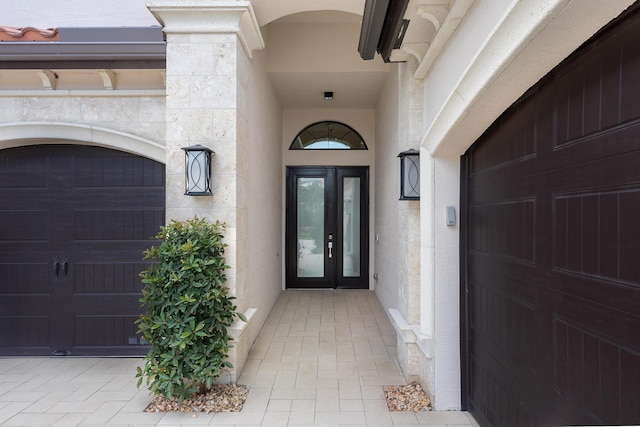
286 167 369 289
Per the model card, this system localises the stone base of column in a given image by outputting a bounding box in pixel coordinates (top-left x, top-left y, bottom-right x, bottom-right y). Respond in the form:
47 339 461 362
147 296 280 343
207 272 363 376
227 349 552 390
219 307 257 383
388 308 435 406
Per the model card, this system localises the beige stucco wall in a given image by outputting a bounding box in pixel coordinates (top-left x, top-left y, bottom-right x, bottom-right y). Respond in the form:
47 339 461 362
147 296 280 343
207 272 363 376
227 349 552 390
252 0 364 26
372 65 400 314
373 64 404 379
245 46 284 349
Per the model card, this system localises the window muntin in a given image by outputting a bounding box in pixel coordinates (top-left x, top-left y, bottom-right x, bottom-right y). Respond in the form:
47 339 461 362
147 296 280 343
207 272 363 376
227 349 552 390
289 121 368 150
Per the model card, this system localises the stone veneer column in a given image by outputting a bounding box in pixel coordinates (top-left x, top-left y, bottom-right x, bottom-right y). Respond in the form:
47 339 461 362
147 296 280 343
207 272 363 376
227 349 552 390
146 0 264 381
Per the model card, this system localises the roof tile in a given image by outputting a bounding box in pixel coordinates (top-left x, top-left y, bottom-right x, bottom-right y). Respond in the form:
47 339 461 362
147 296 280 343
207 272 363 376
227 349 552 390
0 26 59 41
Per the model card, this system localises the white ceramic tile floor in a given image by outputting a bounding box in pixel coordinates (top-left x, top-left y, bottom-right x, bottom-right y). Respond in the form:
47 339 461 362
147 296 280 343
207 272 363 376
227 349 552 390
0 290 479 426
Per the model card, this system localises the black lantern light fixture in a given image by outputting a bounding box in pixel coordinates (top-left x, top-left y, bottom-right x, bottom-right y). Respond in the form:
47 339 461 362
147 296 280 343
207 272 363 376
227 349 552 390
398 149 420 200
182 144 213 196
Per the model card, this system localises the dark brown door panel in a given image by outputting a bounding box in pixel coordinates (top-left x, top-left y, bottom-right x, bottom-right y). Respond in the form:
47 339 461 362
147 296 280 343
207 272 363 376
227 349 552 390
462 4 640 426
0 145 165 356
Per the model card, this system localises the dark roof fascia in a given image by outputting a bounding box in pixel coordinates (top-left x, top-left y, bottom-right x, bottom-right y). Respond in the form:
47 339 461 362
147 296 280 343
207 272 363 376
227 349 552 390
0 26 166 67
358 0 391 60
0 59 166 70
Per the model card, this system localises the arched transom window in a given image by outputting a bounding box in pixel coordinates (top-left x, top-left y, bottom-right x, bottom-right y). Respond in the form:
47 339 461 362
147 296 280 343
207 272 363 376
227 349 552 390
289 121 368 150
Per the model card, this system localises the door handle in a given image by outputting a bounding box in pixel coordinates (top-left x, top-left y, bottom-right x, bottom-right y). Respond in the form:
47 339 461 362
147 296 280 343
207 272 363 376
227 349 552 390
61 259 68 276
328 242 333 259
53 258 60 276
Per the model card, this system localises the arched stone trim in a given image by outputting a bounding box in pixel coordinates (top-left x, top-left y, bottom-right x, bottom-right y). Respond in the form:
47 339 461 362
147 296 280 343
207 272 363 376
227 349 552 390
0 122 165 163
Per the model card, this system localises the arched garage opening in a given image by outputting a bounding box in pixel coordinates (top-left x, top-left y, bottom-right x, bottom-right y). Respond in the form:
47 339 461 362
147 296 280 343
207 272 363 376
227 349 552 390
0 122 165 163
0 135 165 356
461 5 640 425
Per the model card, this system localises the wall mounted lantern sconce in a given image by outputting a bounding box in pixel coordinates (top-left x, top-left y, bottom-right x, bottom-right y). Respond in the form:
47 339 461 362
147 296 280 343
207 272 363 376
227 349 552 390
398 148 420 200
182 144 213 196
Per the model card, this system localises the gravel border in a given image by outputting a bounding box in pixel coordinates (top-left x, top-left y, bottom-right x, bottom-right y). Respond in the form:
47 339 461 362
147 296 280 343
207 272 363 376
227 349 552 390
143 381 431 414
144 384 248 413
384 382 432 412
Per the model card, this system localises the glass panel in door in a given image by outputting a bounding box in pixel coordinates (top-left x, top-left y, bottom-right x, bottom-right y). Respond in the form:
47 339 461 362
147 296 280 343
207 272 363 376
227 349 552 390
286 168 334 288
335 167 368 288
297 177 324 277
342 177 360 277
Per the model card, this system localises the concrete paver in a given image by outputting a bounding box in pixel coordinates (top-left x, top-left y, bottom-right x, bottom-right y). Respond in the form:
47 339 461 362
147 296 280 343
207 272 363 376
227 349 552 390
0 290 479 426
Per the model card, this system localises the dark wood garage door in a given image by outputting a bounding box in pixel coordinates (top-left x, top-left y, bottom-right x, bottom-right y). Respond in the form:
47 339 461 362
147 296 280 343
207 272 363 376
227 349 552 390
461 4 640 426
0 145 165 356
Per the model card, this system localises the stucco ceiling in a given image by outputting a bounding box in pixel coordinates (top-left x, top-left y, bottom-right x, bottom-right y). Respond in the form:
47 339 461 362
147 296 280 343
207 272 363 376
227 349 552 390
264 11 391 109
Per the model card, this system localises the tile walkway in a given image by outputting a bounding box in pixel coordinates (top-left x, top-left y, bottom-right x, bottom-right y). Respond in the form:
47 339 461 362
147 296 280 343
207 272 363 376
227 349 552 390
0 290 478 426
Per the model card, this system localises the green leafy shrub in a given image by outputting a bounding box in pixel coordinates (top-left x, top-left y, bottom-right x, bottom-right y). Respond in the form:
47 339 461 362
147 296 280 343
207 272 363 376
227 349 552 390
136 217 246 401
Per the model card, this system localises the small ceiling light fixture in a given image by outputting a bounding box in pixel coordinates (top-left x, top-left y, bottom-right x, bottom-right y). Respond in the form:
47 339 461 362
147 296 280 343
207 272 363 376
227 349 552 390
398 149 420 200
182 144 214 196
324 91 334 100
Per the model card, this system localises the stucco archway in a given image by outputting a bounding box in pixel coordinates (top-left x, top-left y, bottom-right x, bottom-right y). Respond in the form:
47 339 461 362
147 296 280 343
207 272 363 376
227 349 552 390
252 0 363 26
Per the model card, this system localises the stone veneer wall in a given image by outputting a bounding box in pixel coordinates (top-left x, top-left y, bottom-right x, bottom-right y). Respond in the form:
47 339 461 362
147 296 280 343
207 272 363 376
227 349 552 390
374 59 434 402
374 63 414 380
147 0 266 382
399 59 423 327
0 93 166 149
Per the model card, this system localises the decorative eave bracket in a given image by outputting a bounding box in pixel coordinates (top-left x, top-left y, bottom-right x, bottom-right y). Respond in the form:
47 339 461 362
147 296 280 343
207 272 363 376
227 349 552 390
389 0 475 79
36 69 56 90
98 69 116 90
